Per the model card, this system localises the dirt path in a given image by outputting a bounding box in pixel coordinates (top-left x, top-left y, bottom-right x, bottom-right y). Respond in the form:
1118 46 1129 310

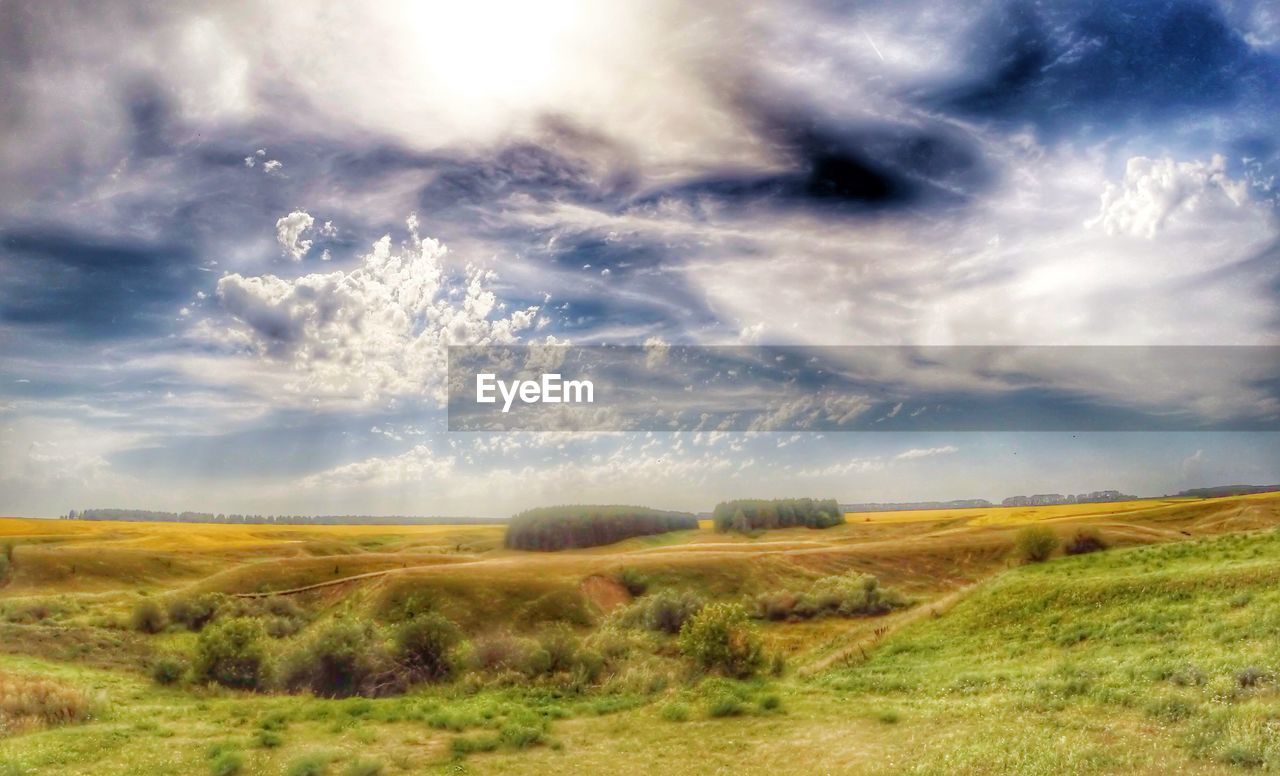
799 582 981 676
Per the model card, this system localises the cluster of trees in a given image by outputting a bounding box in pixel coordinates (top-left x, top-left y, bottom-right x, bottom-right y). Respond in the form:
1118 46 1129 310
66 509 501 526
504 505 699 551
711 498 843 533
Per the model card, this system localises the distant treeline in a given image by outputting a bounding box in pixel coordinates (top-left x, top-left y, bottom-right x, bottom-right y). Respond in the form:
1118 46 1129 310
843 499 993 512
504 505 699 551
712 498 843 533
65 509 503 526
1174 485 1280 499
1001 490 1136 507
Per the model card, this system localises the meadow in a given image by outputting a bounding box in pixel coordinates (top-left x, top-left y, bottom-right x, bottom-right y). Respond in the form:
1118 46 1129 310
1 492 1278 774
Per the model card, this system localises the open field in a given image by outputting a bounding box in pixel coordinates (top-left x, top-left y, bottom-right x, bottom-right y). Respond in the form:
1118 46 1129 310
0 492 1278 774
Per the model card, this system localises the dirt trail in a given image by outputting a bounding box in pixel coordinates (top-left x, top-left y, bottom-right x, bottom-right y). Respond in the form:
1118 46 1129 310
799 582 981 676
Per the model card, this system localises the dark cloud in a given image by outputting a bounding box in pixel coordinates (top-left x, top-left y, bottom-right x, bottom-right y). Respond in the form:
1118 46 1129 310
936 0 1278 135
634 109 987 215
0 230 199 339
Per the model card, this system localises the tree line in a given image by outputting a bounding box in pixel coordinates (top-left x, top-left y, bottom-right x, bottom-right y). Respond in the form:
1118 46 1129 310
504 505 699 551
65 509 502 526
711 498 843 533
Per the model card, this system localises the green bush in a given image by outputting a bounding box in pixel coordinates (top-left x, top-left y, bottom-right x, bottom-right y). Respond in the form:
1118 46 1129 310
280 619 400 698
616 589 704 634
392 613 460 682
194 617 269 690
254 729 284 748
285 752 333 776
753 573 905 621
168 593 224 632
342 758 383 776
678 603 763 678
659 702 689 722
131 598 168 634
1015 526 1059 563
617 568 648 596
209 750 243 776
151 655 186 685
707 693 745 717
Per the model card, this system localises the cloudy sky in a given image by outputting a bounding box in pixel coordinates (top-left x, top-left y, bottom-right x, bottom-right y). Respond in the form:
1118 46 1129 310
2 0 1279 517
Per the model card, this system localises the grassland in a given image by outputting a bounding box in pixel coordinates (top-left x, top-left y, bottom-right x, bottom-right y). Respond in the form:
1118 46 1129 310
0 493 1278 774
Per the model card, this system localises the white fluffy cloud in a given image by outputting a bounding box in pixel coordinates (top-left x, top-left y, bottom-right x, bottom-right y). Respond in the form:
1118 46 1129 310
217 216 540 403
274 210 315 261
1089 155 1252 238
300 444 455 488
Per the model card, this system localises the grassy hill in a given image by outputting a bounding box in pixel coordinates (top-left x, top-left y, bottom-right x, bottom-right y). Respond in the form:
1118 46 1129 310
0 494 1278 774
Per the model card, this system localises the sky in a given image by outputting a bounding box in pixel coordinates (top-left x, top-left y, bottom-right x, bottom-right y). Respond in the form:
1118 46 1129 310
1 0 1279 518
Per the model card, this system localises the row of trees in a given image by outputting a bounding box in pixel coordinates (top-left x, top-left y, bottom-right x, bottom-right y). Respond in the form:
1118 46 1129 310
711 497 843 533
65 509 501 526
505 505 699 551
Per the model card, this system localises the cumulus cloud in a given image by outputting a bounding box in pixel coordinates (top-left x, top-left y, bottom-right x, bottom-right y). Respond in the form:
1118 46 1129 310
217 216 540 403
274 210 315 261
643 335 670 369
1089 155 1253 238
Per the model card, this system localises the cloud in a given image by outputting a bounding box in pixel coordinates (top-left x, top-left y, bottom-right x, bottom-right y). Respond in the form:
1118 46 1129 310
274 210 315 261
300 443 454 488
896 445 959 460
217 216 540 404
644 335 670 369
1089 155 1253 238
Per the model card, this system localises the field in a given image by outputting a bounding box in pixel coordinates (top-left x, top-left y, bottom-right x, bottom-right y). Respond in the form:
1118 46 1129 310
1 493 1279 774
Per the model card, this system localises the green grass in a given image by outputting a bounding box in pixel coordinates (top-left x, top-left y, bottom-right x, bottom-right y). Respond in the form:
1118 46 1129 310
3 506 1280 774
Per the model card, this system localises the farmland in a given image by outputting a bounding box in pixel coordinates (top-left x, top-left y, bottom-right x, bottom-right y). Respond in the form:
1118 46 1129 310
0 492 1279 774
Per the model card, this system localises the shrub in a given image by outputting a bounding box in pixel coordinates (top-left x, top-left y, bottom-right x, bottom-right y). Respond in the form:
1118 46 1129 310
168 593 224 632
209 751 243 776
659 702 689 722
255 729 284 748
758 693 781 711
286 752 333 776
131 598 168 634
0 671 98 731
194 617 269 690
499 722 544 748
393 613 460 682
1236 667 1266 688
753 573 905 621
617 568 648 596
1015 526 1059 563
343 758 383 776
280 619 399 698
678 603 764 678
467 632 535 674
151 655 186 685
618 589 704 635
1064 529 1108 555
707 693 745 717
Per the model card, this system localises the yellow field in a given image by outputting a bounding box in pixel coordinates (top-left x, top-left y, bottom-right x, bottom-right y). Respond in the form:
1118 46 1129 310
2 492 1280 774
845 497 1194 525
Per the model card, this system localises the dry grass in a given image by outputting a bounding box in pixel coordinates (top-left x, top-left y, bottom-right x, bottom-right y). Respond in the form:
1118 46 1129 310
0 670 99 735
